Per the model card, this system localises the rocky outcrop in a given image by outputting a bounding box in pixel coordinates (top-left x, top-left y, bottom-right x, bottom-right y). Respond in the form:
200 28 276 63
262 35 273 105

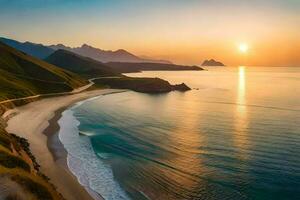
172 83 191 91
201 59 225 66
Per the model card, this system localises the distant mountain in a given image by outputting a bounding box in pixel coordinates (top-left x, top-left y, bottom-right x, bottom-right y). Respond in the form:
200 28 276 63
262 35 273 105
0 42 86 101
49 43 172 64
0 37 172 64
201 59 225 66
45 49 119 78
0 37 55 59
106 62 203 73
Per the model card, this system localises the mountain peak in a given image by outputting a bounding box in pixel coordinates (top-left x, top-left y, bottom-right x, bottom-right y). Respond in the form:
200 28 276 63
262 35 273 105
114 49 132 55
81 43 92 48
55 43 68 48
115 49 127 53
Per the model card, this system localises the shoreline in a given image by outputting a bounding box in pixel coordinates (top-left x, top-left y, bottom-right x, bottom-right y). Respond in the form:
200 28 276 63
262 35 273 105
5 89 126 200
44 106 104 200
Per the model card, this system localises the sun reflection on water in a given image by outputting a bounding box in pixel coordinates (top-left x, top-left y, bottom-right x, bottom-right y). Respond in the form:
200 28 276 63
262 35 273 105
238 66 246 106
234 66 249 157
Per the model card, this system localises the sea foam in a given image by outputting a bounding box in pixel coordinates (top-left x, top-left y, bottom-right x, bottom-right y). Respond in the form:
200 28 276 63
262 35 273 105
58 97 131 200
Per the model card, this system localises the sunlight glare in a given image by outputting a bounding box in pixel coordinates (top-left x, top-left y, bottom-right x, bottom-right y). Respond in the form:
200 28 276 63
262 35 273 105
239 43 249 53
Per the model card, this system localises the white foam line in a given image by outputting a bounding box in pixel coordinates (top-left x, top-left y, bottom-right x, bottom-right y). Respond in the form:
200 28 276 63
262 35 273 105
57 96 131 200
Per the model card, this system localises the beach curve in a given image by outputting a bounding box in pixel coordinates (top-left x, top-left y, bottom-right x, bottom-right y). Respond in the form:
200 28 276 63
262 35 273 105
5 89 126 200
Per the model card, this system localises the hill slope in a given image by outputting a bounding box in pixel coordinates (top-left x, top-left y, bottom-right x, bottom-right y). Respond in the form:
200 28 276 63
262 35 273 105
0 123 64 200
45 49 119 78
0 37 55 59
0 41 86 101
106 62 203 73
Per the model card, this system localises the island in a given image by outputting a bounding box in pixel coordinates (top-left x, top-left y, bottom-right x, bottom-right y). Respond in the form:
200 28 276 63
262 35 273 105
201 59 225 66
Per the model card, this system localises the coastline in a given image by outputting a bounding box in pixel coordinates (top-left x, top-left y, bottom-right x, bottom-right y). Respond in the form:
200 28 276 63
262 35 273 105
5 89 126 200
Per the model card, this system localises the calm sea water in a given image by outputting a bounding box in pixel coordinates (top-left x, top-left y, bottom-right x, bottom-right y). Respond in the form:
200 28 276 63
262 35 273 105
59 67 300 200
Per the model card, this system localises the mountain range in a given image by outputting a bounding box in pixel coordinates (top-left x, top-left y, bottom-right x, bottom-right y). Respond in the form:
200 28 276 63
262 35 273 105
0 37 55 59
0 37 171 64
49 43 172 64
45 49 202 75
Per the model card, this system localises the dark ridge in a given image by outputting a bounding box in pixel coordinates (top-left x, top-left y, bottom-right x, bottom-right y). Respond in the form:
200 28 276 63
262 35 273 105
106 62 203 73
45 49 119 78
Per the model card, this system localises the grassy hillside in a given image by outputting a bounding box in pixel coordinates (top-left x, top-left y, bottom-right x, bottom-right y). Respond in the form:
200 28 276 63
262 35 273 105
0 41 87 101
106 62 203 73
0 124 64 200
45 49 119 78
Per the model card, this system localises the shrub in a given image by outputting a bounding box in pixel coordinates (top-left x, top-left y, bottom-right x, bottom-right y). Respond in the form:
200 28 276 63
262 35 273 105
0 151 30 172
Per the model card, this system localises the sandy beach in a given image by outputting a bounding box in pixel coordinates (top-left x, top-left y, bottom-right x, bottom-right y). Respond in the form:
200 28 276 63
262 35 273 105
5 89 125 200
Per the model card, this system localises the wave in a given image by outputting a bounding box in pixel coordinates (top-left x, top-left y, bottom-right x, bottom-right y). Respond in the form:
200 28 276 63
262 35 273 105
57 98 131 200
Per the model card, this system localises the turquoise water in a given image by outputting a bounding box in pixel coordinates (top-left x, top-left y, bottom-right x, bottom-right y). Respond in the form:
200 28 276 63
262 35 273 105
61 67 300 200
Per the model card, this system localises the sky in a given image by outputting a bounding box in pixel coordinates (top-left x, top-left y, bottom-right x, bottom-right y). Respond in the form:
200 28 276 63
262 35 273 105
0 0 299 66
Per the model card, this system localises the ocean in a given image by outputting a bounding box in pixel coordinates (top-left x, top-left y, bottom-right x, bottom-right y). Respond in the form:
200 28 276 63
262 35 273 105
58 67 300 200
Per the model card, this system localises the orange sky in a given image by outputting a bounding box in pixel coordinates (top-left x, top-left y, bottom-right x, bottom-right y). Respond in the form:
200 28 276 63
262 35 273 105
1 0 299 66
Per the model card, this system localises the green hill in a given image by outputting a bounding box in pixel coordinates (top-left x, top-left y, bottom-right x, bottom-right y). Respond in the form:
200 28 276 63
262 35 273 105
0 42 87 101
45 49 119 78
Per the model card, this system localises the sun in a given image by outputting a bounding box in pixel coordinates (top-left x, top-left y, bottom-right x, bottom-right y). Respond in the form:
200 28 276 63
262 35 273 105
238 43 249 53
